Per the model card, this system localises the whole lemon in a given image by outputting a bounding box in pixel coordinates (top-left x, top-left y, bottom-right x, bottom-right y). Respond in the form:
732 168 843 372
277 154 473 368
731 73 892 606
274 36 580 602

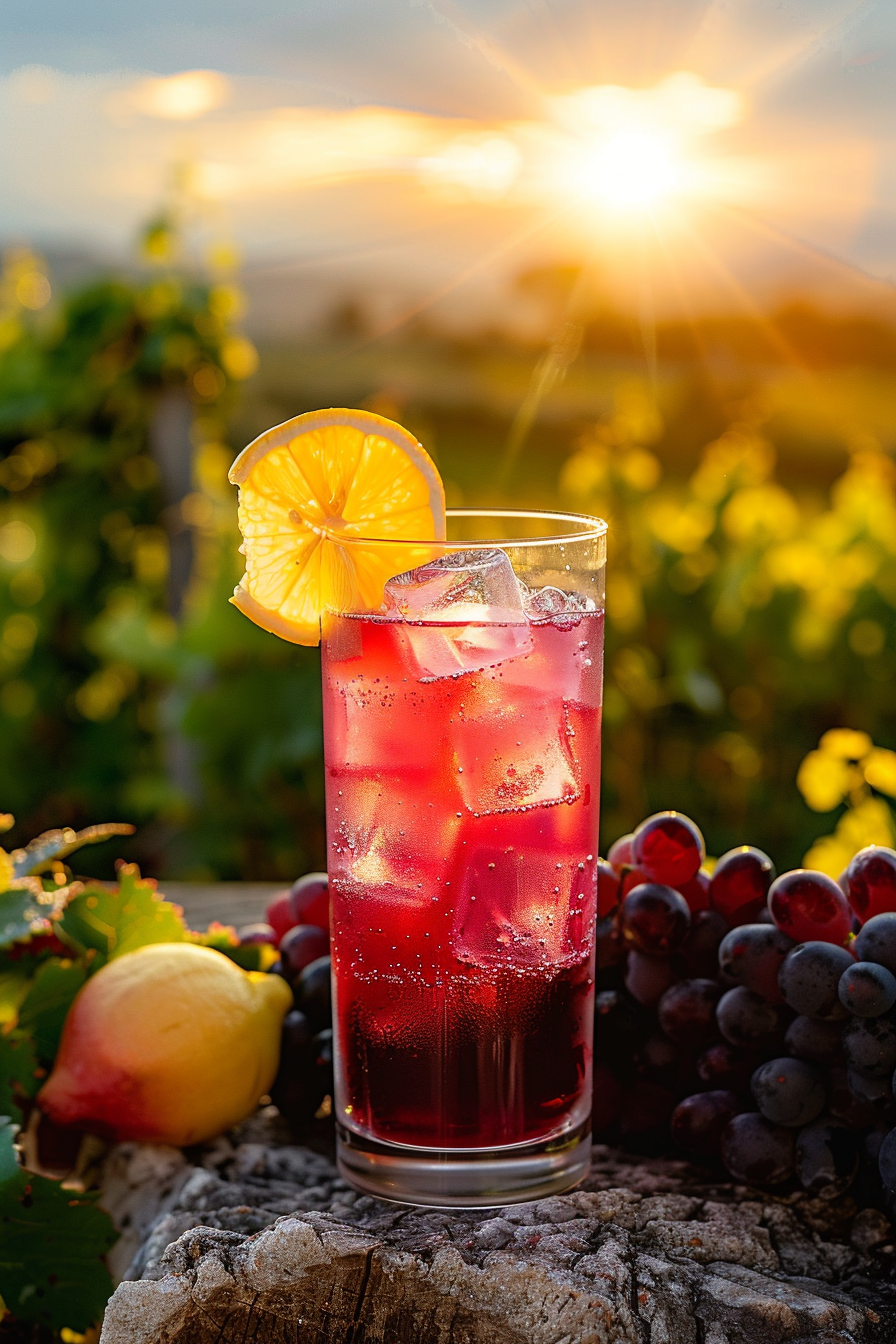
38 942 293 1146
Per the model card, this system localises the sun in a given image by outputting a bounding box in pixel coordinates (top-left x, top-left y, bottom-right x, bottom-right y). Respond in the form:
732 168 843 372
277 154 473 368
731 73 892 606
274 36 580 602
545 72 744 220
582 128 683 210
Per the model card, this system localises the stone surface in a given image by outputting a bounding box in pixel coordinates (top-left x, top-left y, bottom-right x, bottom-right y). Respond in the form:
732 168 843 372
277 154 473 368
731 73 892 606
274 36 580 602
100 1117 896 1344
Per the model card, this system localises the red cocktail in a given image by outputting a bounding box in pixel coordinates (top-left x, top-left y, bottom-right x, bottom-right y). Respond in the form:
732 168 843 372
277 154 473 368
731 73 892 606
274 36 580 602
322 513 606 1204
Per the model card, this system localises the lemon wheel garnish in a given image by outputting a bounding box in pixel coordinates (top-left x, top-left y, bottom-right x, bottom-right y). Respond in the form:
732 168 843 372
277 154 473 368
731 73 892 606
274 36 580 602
228 408 446 646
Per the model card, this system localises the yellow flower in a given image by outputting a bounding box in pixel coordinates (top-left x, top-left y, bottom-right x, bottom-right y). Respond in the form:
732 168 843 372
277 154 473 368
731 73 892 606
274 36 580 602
863 747 896 799
797 750 852 812
803 798 896 877
819 728 873 761
0 847 12 892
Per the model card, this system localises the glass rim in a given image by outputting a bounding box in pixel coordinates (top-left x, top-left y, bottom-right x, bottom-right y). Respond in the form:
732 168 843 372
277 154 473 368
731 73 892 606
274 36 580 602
334 508 607 548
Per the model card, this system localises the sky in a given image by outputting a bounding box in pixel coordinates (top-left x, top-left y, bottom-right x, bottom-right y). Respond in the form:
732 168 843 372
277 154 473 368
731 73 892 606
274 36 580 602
1 0 894 327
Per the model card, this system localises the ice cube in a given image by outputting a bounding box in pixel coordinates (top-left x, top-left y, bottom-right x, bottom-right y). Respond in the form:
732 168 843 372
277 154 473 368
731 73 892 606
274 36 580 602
327 770 461 894
452 682 580 814
383 549 533 680
450 838 595 969
385 548 525 616
523 584 597 629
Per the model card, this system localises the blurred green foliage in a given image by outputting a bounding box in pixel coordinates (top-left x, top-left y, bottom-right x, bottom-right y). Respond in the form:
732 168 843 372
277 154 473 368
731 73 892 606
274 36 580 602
2 240 896 877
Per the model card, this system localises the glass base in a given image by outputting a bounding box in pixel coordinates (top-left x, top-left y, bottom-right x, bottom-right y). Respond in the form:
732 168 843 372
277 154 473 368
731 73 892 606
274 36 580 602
336 1116 592 1208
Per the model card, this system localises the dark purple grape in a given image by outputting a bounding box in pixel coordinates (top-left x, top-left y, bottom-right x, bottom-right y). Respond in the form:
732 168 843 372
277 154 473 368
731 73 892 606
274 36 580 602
270 1009 326 1127
293 955 332 1030
878 1127 896 1191
846 846 896 925
632 812 705 886
784 1015 844 1065
777 941 853 1018
718 924 794 1003
696 1042 756 1094
843 1015 896 1078
681 909 728 979
624 951 677 1008
839 961 896 1018
619 883 690 955
716 986 790 1051
657 979 721 1049
280 924 330 980
710 846 775 927
768 870 852 945
596 914 624 973
720 1112 796 1185
594 990 649 1066
237 922 278 945
854 913 896 975
267 959 284 978
829 1067 883 1127
312 1027 334 1094
671 1090 743 1159
795 1120 859 1194
635 1032 681 1085
751 1057 826 1127
847 1068 893 1108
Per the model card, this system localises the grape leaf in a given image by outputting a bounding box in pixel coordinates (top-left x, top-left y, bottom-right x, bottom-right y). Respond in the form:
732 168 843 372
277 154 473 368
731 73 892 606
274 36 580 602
17 959 87 1064
0 1033 40 1124
57 864 186 966
11 823 135 880
0 1120 116 1331
0 887 49 948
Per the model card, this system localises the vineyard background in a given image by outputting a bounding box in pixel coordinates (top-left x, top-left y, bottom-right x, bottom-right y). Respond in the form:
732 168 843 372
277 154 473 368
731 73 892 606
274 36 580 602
2 237 896 880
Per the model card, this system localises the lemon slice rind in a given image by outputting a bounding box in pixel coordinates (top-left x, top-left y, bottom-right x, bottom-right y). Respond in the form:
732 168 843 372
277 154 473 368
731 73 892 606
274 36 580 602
229 408 446 646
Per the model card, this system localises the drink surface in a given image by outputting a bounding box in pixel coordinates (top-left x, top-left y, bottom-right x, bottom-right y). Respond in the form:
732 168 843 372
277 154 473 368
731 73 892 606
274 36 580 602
322 605 603 1149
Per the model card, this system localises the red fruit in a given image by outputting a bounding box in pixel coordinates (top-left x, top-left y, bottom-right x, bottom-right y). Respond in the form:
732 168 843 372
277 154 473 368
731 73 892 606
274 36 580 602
619 883 691 955
596 859 621 916
607 834 634 872
632 812 705 887
620 865 650 897
845 846 896 925
289 872 330 931
265 890 297 941
279 924 330 978
768 870 851 946
710 846 775 926
678 868 711 913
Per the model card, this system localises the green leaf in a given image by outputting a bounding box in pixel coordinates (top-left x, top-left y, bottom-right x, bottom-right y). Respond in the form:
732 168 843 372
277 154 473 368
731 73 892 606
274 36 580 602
0 888 46 948
11 823 135 880
0 967 31 1028
0 1033 41 1124
58 863 186 966
17 960 87 1064
0 1120 116 1331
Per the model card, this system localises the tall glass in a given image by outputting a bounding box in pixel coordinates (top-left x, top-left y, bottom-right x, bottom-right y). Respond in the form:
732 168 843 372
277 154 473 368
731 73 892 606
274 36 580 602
321 510 607 1205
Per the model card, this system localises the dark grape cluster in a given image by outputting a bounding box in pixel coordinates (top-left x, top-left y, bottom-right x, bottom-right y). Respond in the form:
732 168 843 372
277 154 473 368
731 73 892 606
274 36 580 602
595 820 896 1205
233 873 334 1132
243 829 896 1208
